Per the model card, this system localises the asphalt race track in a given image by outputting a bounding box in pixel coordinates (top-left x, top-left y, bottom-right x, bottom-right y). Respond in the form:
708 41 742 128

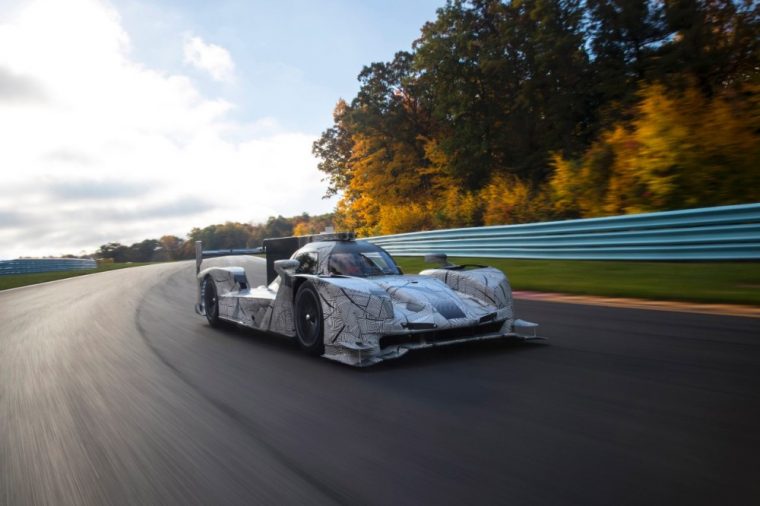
1 258 759 505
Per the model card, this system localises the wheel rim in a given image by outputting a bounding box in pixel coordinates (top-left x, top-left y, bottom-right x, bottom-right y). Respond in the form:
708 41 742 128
297 290 320 346
204 279 218 318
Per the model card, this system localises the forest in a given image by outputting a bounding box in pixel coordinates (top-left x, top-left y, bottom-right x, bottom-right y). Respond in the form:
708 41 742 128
93 214 333 263
313 0 759 236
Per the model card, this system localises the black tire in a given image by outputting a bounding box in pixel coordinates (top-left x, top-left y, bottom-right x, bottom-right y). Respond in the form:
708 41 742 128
294 283 325 355
202 276 222 328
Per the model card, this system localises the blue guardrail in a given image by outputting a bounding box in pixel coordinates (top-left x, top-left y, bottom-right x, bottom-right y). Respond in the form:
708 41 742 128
0 258 97 276
367 203 760 261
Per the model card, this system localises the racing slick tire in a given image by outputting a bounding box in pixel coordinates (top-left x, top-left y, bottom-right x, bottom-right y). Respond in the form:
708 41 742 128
202 276 222 328
294 282 325 356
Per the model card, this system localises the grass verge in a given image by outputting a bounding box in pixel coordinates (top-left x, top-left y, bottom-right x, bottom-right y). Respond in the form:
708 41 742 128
394 257 760 306
0 262 153 291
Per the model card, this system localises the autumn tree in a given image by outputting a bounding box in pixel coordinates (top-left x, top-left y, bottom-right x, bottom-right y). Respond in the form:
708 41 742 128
159 235 185 260
414 0 593 185
314 0 760 234
551 82 760 216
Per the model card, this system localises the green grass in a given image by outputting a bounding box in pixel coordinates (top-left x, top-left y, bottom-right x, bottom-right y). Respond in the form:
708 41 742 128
394 257 760 306
0 262 153 291
4 257 758 306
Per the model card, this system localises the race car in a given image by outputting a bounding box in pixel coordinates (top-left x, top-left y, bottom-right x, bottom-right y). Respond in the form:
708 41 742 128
194 232 540 367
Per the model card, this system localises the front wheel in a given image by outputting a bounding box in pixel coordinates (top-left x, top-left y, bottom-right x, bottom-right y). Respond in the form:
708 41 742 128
294 283 324 355
202 276 222 328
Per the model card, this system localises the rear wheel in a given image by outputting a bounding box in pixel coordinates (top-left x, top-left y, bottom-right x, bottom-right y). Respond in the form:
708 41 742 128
294 283 324 355
202 276 221 328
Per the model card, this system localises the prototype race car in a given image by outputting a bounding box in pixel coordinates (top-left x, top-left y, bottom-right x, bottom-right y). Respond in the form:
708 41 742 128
195 232 540 366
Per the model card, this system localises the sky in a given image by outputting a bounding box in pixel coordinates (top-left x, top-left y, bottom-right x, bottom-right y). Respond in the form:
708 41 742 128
0 0 442 259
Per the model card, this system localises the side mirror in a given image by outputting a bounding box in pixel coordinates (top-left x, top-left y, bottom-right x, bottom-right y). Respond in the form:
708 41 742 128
424 253 453 268
274 259 299 277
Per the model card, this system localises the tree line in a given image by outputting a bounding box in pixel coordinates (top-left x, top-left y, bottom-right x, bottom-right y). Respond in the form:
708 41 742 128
93 213 334 263
313 0 759 236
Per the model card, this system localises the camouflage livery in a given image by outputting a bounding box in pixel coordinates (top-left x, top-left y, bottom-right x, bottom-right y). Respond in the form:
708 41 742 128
196 237 539 367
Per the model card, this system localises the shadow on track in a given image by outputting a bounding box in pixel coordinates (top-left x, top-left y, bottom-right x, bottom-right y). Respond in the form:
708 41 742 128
199 319 546 372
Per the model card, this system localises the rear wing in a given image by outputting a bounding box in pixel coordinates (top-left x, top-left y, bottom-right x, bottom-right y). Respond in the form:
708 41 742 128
194 241 263 274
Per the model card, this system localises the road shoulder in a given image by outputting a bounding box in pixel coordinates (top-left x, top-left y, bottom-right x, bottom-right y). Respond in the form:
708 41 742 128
513 290 760 319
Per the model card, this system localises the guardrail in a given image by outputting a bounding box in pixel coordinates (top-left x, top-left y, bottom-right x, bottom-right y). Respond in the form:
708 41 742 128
367 203 760 261
0 258 97 276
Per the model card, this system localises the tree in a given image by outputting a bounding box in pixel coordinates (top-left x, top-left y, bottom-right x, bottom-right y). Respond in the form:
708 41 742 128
96 242 128 263
660 0 760 95
159 235 185 260
414 0 593 185
127 239 161 262
551 82 760 215
586 0 667 127
312 100 354 198
262 216 294 240
314 51 437 233
188 222 256 250
292 213 335 236
312 0 760 234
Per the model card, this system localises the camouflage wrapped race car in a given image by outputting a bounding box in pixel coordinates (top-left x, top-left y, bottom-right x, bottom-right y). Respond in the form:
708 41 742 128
195 232 540 367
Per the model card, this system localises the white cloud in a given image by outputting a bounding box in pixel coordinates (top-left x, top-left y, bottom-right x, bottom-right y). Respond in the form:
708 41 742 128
0 0 334 259
183 34 235 82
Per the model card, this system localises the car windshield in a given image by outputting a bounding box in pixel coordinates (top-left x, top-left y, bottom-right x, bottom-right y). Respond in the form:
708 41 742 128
328 250 400 277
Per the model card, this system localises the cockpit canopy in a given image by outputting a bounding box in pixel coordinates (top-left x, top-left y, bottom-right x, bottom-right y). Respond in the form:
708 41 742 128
291 240 401 277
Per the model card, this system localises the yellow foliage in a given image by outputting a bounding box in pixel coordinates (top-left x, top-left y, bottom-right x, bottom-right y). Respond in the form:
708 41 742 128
378 202 435 235
436 185 483 228
348 133 443 206
335 82 759 234
334 130 453 235
550 82 760 217
335 194 382 237
481 174 554 225
625 83 760 211
293 222 314 236
549 153 582 216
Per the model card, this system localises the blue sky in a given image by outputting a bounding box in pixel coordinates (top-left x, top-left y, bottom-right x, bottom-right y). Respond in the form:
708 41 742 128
0 0 443 258
116 0 442 132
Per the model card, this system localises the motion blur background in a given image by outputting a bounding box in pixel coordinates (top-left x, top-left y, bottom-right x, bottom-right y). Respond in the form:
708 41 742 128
0 0 757 260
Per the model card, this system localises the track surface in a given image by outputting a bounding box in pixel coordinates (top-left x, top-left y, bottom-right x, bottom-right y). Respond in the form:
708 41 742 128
1 259 759 505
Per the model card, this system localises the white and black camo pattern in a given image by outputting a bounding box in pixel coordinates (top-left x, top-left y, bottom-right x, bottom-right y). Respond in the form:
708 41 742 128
196 242 521 366
313 272 514 351
419 267 514 321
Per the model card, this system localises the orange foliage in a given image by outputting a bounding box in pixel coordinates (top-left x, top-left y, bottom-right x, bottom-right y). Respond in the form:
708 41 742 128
481 174 555 225
550 82 760 217
335 83 759 234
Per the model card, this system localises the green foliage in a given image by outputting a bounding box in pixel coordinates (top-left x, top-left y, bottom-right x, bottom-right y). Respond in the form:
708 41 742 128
312 100 354 198
413 0 593 185
97 242 130 263
586 0 667 125
661 0 760 94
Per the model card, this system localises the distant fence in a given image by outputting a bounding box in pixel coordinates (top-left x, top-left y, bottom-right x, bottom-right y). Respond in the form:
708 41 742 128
367 203 760 261
0 258 97 276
